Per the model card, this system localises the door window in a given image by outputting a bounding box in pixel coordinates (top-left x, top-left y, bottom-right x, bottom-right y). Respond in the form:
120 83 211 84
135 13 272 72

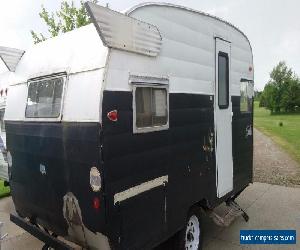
218 52 229 109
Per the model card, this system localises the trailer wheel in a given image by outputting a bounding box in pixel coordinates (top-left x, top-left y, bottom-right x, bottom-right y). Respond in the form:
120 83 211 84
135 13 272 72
42 244 55 250
174 207 203 250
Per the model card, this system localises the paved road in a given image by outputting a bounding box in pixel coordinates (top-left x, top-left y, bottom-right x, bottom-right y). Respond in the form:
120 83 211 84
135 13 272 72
1 182 299 250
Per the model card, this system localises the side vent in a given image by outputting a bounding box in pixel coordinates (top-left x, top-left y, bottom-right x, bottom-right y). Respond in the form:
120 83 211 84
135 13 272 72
85 2 162 57
0 46 25 72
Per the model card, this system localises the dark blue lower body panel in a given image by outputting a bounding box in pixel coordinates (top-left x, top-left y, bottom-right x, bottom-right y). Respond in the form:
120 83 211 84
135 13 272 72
6 122 106 237
101 91 253 249
6 92 253 249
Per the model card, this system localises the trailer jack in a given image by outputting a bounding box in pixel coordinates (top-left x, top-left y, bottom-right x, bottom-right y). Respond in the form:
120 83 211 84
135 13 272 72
207 199 249 227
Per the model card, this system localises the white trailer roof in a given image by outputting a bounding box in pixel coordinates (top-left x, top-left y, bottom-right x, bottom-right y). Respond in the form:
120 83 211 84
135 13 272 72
126 2 252 50
103 2 253 95
13 24 108 84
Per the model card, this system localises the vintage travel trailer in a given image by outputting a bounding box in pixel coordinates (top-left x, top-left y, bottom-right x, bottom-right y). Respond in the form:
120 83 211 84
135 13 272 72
5 2 254 250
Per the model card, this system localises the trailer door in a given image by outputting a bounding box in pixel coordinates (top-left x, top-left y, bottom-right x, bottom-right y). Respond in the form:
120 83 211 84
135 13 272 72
215 38 233 198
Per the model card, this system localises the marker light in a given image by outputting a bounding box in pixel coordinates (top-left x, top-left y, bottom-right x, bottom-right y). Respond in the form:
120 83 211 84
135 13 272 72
107 110 118 122
93 197 100 209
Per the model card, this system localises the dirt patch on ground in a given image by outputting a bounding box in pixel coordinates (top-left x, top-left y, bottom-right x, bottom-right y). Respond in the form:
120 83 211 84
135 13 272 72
254 128 300 187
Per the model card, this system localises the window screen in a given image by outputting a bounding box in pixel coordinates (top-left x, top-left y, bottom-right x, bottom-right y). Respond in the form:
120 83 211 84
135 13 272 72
218 52 229 109
26 76 64 118
240 81 254 112
135 86 168 129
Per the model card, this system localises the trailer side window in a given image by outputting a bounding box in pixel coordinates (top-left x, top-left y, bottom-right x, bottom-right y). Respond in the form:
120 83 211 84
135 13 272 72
134 85 169 133
26 76 65 118
218 52 229 109
240 81 254 113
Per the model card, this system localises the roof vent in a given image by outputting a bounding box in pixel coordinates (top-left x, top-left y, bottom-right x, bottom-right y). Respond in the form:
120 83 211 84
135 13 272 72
85 2 162 57
0 46 25 72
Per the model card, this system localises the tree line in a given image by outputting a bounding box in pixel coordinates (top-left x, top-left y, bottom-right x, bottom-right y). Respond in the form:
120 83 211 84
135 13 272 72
259 61 300 113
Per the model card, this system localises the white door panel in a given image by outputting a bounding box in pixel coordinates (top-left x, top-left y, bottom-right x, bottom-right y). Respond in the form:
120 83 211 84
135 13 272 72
215 38 233 198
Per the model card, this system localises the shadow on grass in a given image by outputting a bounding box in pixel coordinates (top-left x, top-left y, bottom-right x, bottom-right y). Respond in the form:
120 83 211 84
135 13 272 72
270 111 300 116
0 180 10 199
0 192 10 199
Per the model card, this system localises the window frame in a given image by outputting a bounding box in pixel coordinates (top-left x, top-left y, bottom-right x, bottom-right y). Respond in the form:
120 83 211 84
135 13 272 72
218 52 229 109
25 73 67 122
240 79 254 113
132 82 169 134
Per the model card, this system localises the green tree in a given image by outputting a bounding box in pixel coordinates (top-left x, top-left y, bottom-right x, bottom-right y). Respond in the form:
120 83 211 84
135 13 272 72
260 61 300 113
269 61 293 112
31 0 98 44
254 90 262 102
280 77 300 112
261 83 277 112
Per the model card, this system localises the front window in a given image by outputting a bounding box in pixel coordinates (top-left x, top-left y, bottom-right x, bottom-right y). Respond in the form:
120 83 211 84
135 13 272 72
26 75 65 118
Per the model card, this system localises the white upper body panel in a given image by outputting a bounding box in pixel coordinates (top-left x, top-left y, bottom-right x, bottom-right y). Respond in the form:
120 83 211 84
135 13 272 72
104 3 253 96
14 24 108 80
5 24 108 122
5 3 253 123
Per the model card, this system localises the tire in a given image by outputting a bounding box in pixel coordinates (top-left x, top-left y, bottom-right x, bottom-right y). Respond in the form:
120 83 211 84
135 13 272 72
174 207 203 250
42 245 55 250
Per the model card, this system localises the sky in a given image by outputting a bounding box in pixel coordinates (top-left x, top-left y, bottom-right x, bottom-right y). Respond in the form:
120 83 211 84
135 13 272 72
0 0 300 90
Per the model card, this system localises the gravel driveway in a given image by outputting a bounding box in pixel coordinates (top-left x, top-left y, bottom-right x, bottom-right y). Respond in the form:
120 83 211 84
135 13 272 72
254 128 300 187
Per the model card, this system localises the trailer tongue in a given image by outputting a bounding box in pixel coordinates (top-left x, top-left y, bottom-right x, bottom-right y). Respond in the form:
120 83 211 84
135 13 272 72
10 213 74 250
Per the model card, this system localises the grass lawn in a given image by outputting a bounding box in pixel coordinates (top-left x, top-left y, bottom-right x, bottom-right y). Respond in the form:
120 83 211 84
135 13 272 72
0 180 10 198
254 101 300 163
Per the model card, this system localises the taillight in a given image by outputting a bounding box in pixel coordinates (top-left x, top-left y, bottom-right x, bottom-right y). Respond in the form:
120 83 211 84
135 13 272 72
93 197 100 210
107 110 118 122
